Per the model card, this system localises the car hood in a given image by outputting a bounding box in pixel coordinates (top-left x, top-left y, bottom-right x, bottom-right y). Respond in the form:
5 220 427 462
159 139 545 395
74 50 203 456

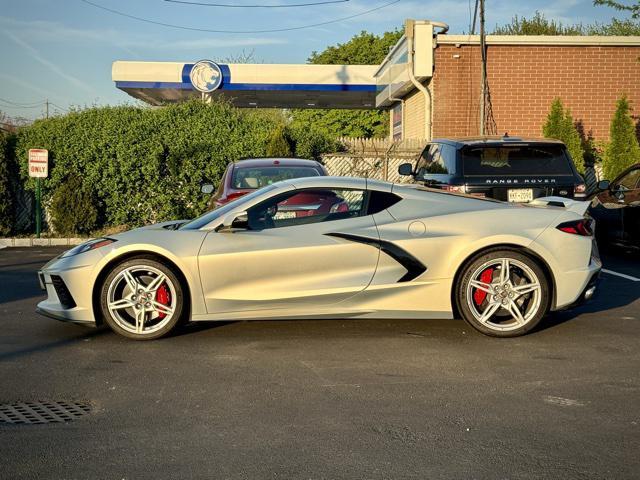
133 219 190 231
106 220 191 244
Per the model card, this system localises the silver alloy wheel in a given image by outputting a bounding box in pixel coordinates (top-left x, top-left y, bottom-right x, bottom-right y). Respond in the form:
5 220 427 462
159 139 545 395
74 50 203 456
465 257 542 332
106 265 177 335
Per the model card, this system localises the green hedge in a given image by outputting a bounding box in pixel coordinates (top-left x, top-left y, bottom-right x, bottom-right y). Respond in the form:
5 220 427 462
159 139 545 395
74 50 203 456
0 132 13 236
14 101 337 232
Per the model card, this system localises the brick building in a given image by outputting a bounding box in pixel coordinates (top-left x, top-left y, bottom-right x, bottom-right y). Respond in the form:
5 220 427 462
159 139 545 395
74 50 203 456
403 35 640 141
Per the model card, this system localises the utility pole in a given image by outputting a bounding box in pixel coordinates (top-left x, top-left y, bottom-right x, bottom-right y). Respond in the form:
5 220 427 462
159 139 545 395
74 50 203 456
479 0 487 135
45 99 49 119
471 0 479 34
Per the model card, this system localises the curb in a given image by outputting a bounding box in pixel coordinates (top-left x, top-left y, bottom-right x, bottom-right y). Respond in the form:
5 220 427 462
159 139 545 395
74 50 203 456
0 238 90 248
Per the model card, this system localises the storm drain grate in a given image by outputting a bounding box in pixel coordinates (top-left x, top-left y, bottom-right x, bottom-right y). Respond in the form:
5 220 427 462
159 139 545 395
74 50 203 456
0 401 92 425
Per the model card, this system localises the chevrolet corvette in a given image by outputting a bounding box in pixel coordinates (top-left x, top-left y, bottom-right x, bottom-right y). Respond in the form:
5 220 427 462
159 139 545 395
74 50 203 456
37 176 601 340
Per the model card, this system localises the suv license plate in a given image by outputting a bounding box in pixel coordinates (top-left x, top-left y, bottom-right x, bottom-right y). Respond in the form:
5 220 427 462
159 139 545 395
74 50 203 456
508 188 534 203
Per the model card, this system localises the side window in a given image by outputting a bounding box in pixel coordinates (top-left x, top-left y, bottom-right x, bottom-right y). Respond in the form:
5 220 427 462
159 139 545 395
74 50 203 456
367 191 401 215
416 143 455 178
618 168 640 190
247 188 365 230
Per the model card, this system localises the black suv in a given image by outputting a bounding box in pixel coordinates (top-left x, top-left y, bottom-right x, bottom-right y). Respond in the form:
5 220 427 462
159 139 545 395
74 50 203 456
399 136 586 202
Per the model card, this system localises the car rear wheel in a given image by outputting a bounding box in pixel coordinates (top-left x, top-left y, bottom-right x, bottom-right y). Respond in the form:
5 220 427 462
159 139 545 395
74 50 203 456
456 249 550 337
100 257 185 340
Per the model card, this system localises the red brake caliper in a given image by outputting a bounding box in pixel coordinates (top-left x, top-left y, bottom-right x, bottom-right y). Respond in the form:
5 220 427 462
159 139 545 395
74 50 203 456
473 268 494 306
155 284 171 319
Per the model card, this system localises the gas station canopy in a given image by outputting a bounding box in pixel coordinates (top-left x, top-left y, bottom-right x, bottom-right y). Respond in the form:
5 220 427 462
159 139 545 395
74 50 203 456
112 61 379 109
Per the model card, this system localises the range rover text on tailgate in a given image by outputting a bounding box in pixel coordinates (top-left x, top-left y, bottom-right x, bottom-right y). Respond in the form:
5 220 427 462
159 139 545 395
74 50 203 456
398 136 586 203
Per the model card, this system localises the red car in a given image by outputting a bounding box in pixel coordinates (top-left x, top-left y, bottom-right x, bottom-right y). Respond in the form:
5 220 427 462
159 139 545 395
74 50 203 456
207 158 328 209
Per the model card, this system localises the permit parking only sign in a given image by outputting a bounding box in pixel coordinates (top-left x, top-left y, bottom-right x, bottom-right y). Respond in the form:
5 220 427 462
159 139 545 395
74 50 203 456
29 149 48 178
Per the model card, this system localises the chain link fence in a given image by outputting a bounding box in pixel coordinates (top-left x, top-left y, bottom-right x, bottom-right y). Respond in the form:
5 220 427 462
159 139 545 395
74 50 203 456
322 137 427 183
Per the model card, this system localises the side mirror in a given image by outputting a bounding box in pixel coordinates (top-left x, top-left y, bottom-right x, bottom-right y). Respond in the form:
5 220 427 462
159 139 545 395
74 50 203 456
217 211 249 232
398 163 414 176
201 183 214 194
597 180 610 191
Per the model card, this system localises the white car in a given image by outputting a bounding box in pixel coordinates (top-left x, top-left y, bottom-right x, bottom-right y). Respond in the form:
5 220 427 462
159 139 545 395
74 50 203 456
37 176 601 340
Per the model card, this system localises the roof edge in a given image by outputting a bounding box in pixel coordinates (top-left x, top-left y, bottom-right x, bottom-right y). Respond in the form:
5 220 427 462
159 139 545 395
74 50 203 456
436 34 640 46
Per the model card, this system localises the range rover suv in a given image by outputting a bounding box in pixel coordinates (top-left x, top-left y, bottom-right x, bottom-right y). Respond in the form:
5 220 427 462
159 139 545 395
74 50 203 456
399 136 586 203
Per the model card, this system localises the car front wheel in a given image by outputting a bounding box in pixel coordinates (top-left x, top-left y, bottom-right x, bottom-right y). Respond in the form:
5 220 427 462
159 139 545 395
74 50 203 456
456 249 551 337
100 257 185 340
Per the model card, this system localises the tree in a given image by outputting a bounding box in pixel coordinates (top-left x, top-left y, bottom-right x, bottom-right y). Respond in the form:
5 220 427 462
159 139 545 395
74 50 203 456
493 11 586 35
309 30 403 65
492 11 640 35
265 124 292 157
542 98 585 174
291 29 403 140
594 0 640 19
588 18 640 35
603 95 640 180
289 109 388 139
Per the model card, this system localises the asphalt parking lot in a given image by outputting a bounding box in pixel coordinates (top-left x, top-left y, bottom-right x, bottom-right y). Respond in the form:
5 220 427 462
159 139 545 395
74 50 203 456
0 247 639 479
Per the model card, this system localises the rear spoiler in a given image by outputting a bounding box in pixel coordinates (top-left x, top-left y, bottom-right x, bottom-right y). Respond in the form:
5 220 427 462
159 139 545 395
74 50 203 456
528 196 590 216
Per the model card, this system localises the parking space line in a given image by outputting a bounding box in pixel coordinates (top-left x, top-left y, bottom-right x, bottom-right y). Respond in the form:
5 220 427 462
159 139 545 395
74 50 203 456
602 269 640 282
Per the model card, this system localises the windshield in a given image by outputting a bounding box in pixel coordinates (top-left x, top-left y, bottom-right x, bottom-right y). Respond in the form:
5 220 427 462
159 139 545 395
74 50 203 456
180 184 279 230
462 145 575 176
232 166 320 189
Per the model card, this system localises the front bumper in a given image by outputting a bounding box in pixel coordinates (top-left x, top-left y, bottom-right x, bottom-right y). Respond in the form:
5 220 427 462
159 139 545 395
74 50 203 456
36 251 102 325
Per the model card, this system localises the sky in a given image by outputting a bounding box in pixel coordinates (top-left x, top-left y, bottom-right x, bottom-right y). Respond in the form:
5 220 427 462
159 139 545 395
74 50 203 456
0 0 633 120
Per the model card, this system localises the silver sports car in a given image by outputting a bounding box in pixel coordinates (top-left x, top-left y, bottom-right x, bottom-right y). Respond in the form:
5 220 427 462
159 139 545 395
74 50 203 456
37 176 601 340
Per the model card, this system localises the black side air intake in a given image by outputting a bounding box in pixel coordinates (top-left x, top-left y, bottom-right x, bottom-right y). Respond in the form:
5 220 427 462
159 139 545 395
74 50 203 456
50 275 76 309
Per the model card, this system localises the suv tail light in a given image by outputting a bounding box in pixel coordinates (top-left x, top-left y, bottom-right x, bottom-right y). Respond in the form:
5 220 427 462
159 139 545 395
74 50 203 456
556 219 593 236
574 183 587 198
441 185 467 194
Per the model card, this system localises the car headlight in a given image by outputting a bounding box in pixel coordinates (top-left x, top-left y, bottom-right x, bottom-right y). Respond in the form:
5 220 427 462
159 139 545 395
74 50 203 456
61 238 117 258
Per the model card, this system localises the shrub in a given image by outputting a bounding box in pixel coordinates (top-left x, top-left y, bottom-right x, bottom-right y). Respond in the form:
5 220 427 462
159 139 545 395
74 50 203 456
288 124 340 161
603 95 640 180
542 98 585 174
0 133 13 236
266 125 292 157
50 175 98 235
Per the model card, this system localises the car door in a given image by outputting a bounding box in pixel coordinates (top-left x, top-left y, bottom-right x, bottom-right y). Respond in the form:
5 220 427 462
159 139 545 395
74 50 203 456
593 179 626 244
197 187 380 314
619 167 640 247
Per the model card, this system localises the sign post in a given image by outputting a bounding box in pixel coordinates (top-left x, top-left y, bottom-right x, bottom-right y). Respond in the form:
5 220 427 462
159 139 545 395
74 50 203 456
28 149 48 238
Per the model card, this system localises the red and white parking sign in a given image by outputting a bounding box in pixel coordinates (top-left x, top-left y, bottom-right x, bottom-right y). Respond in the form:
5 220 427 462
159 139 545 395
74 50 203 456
28 149 48 178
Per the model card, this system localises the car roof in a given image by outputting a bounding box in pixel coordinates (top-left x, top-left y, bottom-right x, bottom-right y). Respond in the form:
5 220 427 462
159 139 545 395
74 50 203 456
234 157 322 168
284 175 370 190
431 136 565 147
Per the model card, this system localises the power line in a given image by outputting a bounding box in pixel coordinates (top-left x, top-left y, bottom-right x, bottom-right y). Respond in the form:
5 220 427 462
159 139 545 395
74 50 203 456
0 102 45 110
49 102 69 113
164 0 350 7
79 0 401 34
0 97 46 107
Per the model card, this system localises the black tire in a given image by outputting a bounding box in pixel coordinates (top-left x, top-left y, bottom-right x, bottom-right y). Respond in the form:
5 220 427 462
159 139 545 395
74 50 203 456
99 256 186 340
455 248 551 337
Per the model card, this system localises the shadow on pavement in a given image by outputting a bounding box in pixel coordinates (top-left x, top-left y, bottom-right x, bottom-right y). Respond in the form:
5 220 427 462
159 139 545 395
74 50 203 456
170 320 238 338
0 328 109 362
0 269 44 304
